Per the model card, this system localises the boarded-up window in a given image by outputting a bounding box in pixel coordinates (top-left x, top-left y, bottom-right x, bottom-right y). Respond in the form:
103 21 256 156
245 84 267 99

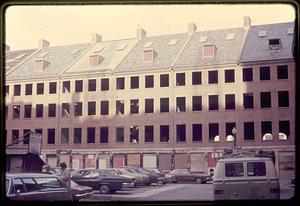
72 155 84 170
159 153 172 172
85 154 96 169
113 154 125 168
143 154 157 169
127 153 141 167
190 153 206 172
207 152 217 168
144 50 153 61
174 153 188 169
98 155 110 169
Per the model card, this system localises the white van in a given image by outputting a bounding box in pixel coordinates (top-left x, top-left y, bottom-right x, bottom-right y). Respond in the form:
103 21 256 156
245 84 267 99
213 157 280 200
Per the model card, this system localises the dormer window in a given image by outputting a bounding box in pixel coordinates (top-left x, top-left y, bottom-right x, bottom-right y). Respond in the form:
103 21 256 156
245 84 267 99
89 54 102 66
287 28 294 35
203 44 215 57
34 58 48 71
269 38 281 50
143 50 154 62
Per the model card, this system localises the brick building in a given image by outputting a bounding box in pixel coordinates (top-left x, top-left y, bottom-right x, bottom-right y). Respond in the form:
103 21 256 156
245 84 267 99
5 17 295 179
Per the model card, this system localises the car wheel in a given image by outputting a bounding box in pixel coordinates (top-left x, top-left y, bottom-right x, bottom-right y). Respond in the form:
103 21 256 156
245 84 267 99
99 184 111 194
157 180 163 186
195 178 203 184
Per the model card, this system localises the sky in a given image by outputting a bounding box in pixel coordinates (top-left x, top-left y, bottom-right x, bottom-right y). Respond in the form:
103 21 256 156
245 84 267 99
5 4 295 50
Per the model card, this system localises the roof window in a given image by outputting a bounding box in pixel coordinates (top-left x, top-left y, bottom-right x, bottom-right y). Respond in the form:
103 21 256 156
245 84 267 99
14 53 26 60
168 39 178 46
117 44 128 51
258 30 267 37
203 44 215 57
143 42 153 48
71 48 81 55
269 38 281 50
37 51 49 58
225 33 235 40
287 28 294 35
89 54 103 66
199 36 208 43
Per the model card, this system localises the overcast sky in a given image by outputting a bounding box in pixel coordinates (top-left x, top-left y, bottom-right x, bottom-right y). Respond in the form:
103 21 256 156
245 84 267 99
5 4 295 50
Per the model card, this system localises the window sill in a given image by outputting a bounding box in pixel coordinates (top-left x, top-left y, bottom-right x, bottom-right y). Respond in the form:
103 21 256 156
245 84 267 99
260 107 272 110
278 106 290 109
144 142 154 144
176 141 186 144
192 141 203 143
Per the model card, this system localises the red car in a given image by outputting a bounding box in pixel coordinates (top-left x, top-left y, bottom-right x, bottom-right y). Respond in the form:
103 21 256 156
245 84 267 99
166 169 210 184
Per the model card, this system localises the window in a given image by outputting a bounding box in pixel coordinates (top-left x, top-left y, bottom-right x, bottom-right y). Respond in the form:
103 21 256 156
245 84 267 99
261 121 272 140
12 129 19 144
5 85 9 95
225 163 244 177
48 104 56 117
209 95 218 110
88 101 96 115
247 162 266 176
101 78 109 91
36 104 43 118
244 122 255 140
176 124 186 142
116 100 124 115
75 80 83 92
25 84 32 95
144 50 153 61
13 178 26 192
100 101 109 115
116 77 125 90
192 96 202 111
62 103 70 117
5 106 8 120
279 121 290 139
74 128 82 144
209 123 219 141
47 128 55 144
176 73 185 86
203 45 214 57
24 105 32 118
225 69 235 83
226 122 236 140
145 126 154 142
130 126 139 143
49 82 57 94
13 105 20 119
192 72 202 85
260 66 270 80
145 99 154 113
35 177 62 189
176 97 186 112
74 102 82 116
160 74 169 87
100 127 108 143
243 68 253 82
269 38 281 50
87 127 95 143
243 93 254 109
260 92 271 108
61 128 69 144
23 129 30 144
225 94 235 110
14 84 21 96
160 125 169 142
277 65 288 79
116 127 124 143
160 98 169 113
131 76 139 89
278 91 289 107
208 71 218 84
22 178 39 192
62 81 70 93
192 124 202 141
36 83 44 95
88 79 96 91
145 75 154 88
35 129 43 136
130 99 139 114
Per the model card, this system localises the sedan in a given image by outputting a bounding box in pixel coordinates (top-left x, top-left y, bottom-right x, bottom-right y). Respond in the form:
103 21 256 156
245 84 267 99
105 168 137 188
166 169 209 184
122 166 159 185
149 169 168 185
71 169 124 194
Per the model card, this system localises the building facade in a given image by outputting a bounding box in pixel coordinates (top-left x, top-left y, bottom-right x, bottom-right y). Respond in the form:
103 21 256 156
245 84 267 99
5 17 295 179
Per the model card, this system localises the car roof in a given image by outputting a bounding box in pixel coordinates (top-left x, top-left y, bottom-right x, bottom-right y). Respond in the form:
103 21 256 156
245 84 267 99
218 157 272 162
6 173 57 178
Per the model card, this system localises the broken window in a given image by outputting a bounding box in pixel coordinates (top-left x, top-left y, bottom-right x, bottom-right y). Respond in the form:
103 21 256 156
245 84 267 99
13 105 20 118
61 128 69 144
130 99 139 114
62 103 70 117
74 102 82 116
116 100 124 115
130 126 139 143
62 81 70 93
116 127 124 143
176 97 186 112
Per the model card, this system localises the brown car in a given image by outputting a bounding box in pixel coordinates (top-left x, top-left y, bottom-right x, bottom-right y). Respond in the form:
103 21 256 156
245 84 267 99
166 169 210 184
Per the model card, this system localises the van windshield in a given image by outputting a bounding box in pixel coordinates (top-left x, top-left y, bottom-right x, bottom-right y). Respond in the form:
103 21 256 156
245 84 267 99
225 163 244 177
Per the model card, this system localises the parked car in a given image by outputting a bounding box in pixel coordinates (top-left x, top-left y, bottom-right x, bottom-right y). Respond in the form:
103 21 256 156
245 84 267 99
105 168 136 188
166 169 209 184
117 168 149 186
122 166 159 185
149 169 168 185
6 173 93 201
71 169 124 194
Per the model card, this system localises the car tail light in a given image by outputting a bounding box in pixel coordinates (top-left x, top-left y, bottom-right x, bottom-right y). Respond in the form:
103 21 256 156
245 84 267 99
270 188 279 193
214 189 224 195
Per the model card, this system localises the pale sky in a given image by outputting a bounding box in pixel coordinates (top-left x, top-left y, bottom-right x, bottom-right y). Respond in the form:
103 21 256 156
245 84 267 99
5 4 295 50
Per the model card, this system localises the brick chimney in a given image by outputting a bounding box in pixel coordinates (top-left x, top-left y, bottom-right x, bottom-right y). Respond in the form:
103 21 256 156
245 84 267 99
38 39 50 49
137 27 146 39
243 16 251 29
5 45 10 51
188 23 197 35
91 33 102 44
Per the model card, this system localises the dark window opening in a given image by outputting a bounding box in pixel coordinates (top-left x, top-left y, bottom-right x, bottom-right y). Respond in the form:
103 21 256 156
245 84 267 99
62 103 70 117
261 92 271 108
260 67 270 80
145 75 154 88
244 122 255 140
145 125 154 142
12 130 19 144
48 103 56 117
209 95 218 110
176 124 186 142
225 69 235 83
192 124 202 141
130 99 139 114
47 128 55 144
226 122 236 138
160 98 169 113
24 105 32 118
101 101 109 115
5 85 9 95
49 82 57 94
88 79 96 91
74 128 82 144
36 104 43 118
36 83 44 95
278 91 289 107
261 121 272 139
225 94 235 110
176 73 185 86
74 102 82 116
25 84 32 95
243 68 253 82
100 127 109 143
192 72 202 85
62 81 70 93
130 126 139 143
61 128 69 144
208 70 218 84
75 80 83 92
116 77 125 90
192 96 202 111
160 125 169 142
14 85 21 96
145 99 154 113
23 129 30 144
209 123 219 141
131 76 139 89
243 93 254 109
13 105 20 119
279 121 290 139
116 100 124 115
277 65 288 79
101 78 109 91
87 127 95 143
160 74 169 87
269 38 281 50
116 127 124 143
88 101 96 115
176 97 186 112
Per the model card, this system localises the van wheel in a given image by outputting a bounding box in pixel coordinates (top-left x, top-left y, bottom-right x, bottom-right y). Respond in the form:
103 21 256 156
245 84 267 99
195 178 203 184
99 184 111 194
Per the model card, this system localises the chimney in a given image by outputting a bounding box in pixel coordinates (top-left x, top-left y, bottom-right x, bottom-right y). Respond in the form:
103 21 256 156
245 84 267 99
188 23 197 35
38 39 50 49
91 33 102 44
243 16 251 29
136 27 146 39
5 45 10 51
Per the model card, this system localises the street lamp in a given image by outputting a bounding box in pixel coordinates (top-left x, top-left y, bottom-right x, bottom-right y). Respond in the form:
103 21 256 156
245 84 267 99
232 127 237 148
